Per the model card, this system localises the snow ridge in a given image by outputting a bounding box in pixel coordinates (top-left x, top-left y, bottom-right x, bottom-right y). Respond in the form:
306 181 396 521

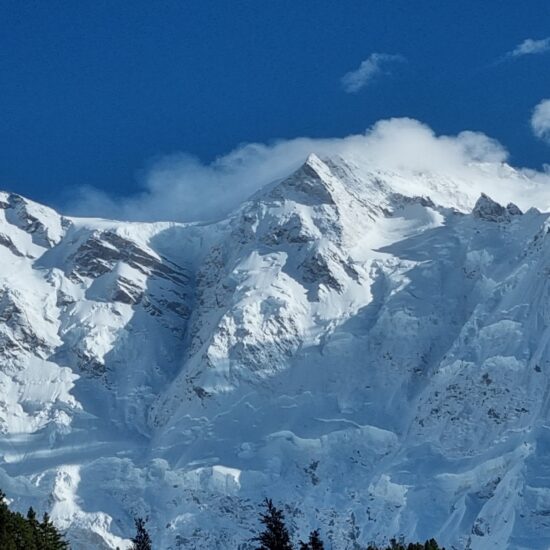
0 157 550 549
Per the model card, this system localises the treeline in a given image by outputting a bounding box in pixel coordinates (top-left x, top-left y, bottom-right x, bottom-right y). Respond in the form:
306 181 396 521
252 498 445 550
0 490 68 549
0 491 445 549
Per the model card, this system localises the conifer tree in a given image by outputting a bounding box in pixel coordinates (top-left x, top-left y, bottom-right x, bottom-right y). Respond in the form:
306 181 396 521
0 490 13 546
254 498 293 550
40 512 69 549
130 517 152 550
10 509 34 550
366 539 444 550
299 529 324 549
26 507 40 547
0 491 68 550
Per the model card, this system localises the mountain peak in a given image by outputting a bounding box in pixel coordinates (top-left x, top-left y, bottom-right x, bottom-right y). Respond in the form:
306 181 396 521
473 193 506 221
0 190 65 247
472 192 523 222
267 153 340 206
303 152 329 172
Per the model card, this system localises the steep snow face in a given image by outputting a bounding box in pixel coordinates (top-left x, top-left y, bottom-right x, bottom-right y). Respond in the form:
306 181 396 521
1 158 550 549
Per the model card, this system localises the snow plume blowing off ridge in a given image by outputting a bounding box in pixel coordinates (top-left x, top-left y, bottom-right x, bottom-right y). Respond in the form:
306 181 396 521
65 117 550 223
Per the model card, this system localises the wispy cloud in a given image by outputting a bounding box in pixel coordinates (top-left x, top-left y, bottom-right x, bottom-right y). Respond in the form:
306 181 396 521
341 53 405 93
65 118 520 223
532 99 550 143
508 37 550 58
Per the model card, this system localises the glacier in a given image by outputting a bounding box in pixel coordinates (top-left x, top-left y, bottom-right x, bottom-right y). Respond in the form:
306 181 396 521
1 153 550 548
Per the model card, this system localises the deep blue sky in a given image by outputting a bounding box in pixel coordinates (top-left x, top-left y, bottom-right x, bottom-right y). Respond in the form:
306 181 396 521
1 1 549 207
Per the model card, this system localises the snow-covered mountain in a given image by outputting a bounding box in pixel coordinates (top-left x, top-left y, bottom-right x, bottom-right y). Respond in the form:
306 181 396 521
2 153 550 549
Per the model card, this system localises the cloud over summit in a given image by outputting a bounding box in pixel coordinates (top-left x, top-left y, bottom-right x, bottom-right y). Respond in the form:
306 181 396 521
64 117 540 224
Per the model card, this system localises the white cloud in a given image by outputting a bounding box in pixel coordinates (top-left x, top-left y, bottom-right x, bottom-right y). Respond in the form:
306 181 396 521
65 117 528 223
341 53 405 93
531 99 550 143
509 37 550 58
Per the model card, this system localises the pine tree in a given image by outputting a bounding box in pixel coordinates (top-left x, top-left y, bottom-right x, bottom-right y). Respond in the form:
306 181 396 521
39 512 69 550
0 490 31 550
27 507 41 548
366 540 444 550
0 491 69 550
130 517 152 550
253 498 293 550
299 529 324 549
11 511 35 550
0 490 14 548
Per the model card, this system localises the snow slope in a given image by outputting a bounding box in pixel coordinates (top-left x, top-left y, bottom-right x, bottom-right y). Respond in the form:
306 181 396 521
1 156 550 548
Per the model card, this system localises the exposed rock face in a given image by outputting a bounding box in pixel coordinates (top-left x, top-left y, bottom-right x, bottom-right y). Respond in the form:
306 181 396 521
0 192 65 248
473 193 523 222
2 157 550 549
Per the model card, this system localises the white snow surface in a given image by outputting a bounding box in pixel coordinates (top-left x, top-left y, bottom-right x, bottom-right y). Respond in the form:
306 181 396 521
2 154 550 548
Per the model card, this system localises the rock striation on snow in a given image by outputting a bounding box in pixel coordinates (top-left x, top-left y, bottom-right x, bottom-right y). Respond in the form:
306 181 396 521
1 156 550 548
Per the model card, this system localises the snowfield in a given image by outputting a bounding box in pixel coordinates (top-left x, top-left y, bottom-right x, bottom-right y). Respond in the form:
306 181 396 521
2 154 550 548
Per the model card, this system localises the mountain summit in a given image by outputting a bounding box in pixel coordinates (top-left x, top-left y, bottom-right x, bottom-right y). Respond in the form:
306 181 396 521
1 155 550 549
